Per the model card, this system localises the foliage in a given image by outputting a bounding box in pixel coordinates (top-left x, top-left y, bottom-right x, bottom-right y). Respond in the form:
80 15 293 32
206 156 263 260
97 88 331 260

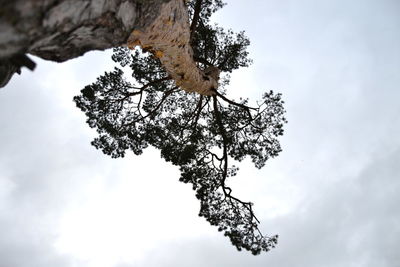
74 0 286 255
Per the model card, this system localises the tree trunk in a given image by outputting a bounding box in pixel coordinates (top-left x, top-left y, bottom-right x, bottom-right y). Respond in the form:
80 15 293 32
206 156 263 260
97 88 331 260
0 0 219 93
0 0 171 61
127 0 219 96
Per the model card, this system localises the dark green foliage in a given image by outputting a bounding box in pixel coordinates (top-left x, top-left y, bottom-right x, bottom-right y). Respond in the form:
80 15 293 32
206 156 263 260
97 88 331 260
74 0 286 255
192 25 252 71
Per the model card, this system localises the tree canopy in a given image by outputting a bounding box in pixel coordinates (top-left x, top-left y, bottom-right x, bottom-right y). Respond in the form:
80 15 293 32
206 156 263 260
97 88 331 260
74 0 286 255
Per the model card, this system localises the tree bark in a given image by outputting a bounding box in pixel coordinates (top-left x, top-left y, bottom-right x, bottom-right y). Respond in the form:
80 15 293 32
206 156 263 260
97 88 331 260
0 0 219 94
127 0 219 96
0 0 171 61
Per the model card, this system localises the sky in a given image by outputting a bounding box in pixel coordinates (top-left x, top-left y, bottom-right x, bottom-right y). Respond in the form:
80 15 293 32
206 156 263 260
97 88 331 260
1 0 399 266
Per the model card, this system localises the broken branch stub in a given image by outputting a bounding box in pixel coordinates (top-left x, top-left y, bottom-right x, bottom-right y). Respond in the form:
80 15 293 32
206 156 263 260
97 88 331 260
127 0 220 96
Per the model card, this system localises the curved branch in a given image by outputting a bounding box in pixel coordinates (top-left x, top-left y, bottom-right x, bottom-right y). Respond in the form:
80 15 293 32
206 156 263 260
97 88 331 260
212 95 261 224
213 89 256 119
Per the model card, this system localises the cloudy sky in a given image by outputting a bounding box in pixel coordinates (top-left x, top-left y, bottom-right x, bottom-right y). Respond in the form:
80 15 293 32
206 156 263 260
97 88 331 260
1 0 399 266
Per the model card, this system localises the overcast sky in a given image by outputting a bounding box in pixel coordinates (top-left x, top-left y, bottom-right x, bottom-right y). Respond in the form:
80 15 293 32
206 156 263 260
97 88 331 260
1 0 399 266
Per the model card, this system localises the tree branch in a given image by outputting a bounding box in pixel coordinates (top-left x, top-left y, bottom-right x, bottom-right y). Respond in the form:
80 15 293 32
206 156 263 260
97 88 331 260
130 76 170 95
212 95 261 224
212 95 228 184
213 89 256 119
124 87 178 126
192 95 205 129
190 0 203 44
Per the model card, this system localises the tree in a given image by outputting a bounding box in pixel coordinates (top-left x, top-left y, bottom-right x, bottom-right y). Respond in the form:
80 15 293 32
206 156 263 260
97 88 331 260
74 0 287 255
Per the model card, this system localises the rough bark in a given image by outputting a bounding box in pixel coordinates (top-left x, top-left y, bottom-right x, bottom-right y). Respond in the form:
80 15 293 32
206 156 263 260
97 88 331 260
0 0 169 61
0 0 219 93
1 0 169 87
127 0 219 95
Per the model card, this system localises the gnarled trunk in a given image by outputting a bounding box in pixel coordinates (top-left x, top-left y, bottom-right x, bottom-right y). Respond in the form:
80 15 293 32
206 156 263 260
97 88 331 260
0 0 219 93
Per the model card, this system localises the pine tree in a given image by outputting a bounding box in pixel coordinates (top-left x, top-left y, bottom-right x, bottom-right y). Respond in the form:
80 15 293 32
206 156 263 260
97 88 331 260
74 0 286 255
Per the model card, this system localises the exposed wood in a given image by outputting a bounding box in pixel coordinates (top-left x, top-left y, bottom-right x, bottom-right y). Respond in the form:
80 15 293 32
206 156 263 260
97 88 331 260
127 0 220 96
